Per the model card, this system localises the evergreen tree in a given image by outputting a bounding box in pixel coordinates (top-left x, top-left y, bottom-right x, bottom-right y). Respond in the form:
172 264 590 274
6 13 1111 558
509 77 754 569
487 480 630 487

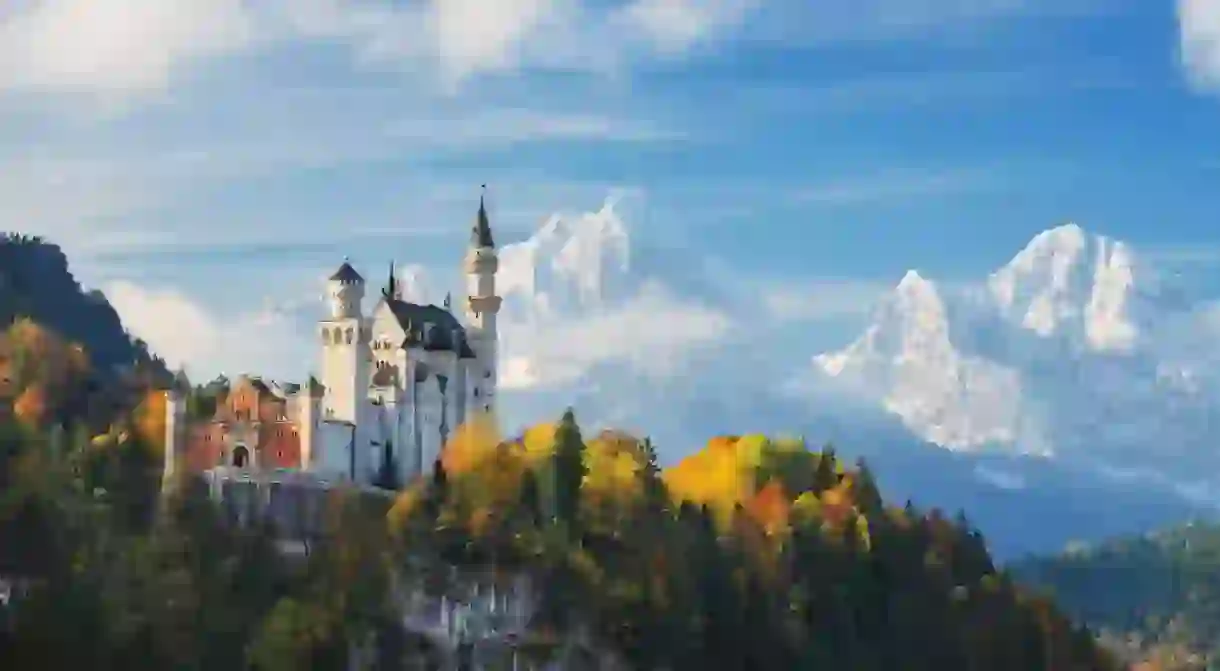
852 457 884 516
813 444 839 492
519 468 542 527
550 408 587 530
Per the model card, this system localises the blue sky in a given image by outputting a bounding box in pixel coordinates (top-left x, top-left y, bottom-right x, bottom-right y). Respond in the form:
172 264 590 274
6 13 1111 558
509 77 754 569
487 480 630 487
1 0 1218 383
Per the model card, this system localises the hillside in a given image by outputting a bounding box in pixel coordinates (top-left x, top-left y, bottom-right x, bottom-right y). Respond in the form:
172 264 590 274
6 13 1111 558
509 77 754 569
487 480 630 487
1012 523 1220 669
384 416 1123 670
3 404 1124 669
0 234 166 378
0 233 170 430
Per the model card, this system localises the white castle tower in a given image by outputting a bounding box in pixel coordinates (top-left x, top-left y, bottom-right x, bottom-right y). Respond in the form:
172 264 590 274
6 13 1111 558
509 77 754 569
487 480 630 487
320 259 369 424
464 188 502 417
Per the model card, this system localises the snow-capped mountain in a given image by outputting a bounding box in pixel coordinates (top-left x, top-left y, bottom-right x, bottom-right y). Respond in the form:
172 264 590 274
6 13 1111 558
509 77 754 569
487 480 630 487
488 198 736 393
987 223 1145 353
815 223 1220 494
815 270 1031 451
496 201 633 321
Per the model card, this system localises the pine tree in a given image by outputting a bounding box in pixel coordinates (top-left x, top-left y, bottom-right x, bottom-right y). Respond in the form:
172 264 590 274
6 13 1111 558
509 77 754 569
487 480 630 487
853 457 884 515
550 408 587 530
639 437 668 511
814 444 839 492
519 469 542 527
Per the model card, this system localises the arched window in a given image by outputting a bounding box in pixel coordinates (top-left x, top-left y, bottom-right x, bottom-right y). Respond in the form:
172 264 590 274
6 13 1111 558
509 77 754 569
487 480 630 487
321 329 331 345
332 327 342 343
345 328 354 344
232 445 250 468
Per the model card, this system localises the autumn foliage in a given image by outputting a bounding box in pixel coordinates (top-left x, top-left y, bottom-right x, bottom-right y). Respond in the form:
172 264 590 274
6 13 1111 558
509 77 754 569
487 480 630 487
133 389 167 455
1 318 94 428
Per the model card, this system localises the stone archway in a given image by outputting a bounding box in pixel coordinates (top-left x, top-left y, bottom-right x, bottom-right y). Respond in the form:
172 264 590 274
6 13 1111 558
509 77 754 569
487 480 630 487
232 444 250 468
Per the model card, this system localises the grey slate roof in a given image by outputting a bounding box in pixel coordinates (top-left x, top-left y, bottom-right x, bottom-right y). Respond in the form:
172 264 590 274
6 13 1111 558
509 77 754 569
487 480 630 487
329 261 363 284
384 298 477 358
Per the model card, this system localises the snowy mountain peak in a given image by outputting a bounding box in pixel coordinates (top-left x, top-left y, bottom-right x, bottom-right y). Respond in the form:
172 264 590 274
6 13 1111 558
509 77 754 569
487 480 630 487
988 223 1140 352
808 221 1220 460
497 198 633 316
814 267 1026 451
816 269 953 378
894 269 939 306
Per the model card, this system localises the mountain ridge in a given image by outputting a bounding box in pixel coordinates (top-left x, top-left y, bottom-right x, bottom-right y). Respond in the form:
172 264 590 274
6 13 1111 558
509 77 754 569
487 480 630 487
814 223 1220 478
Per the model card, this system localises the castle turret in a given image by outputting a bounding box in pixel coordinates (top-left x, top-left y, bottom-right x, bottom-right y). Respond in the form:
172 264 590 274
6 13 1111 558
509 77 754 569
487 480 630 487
295 376 325 470
464 189 502 416
320 259 369 424
161 377 189 491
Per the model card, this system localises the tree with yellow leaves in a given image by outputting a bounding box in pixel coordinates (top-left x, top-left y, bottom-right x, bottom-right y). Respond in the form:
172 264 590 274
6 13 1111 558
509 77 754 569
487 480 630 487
663 435 756 531
440 411 501 476
581 432 647 532
133 389 167 456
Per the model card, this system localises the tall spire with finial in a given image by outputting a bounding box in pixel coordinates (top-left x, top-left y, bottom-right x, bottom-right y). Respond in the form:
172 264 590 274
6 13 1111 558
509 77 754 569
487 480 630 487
383 260 398 300
471 184 494 248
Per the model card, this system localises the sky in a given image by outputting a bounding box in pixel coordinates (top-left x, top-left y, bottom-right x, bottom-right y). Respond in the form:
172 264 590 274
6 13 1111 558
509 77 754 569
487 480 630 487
1 0 1219 389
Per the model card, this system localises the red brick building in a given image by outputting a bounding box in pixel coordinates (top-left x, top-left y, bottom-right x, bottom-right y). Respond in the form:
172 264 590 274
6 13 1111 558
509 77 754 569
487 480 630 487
181 374 318 474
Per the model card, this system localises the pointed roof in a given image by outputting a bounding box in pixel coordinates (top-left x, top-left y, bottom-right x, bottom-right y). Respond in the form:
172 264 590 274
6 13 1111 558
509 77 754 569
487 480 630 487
471 186 494 248
382 260 398 299
329 258 363 284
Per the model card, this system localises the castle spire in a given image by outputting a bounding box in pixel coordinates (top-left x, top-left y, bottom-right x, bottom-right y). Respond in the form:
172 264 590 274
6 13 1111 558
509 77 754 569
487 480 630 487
471 184 494 248
383 260 398 300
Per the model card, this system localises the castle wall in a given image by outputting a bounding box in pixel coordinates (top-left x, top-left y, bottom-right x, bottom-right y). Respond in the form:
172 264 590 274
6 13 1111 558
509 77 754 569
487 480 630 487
260 425 302 469
314 421 356 479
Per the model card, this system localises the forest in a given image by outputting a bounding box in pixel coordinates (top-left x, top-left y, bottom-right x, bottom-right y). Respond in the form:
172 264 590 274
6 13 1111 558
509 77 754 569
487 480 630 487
0 234 1125 669
1014 522 1220 670
0 322 1126 670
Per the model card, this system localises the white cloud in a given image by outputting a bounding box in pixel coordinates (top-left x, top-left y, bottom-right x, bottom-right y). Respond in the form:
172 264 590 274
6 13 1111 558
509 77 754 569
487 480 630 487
1179 0 1220 91
422 0 573 82
0 0 762 98
318 0 761 85
499 281 731 389
0 0 1118 100
104 280 313 382
617 0 758 53
0 0 255 96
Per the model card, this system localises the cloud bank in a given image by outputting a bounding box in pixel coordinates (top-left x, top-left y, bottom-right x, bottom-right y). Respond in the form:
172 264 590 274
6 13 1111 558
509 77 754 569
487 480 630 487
104 280 313 381
0 0 763 98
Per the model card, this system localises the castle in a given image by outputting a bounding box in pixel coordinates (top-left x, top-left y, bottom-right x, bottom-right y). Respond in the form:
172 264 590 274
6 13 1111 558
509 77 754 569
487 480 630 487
161 194 502 492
